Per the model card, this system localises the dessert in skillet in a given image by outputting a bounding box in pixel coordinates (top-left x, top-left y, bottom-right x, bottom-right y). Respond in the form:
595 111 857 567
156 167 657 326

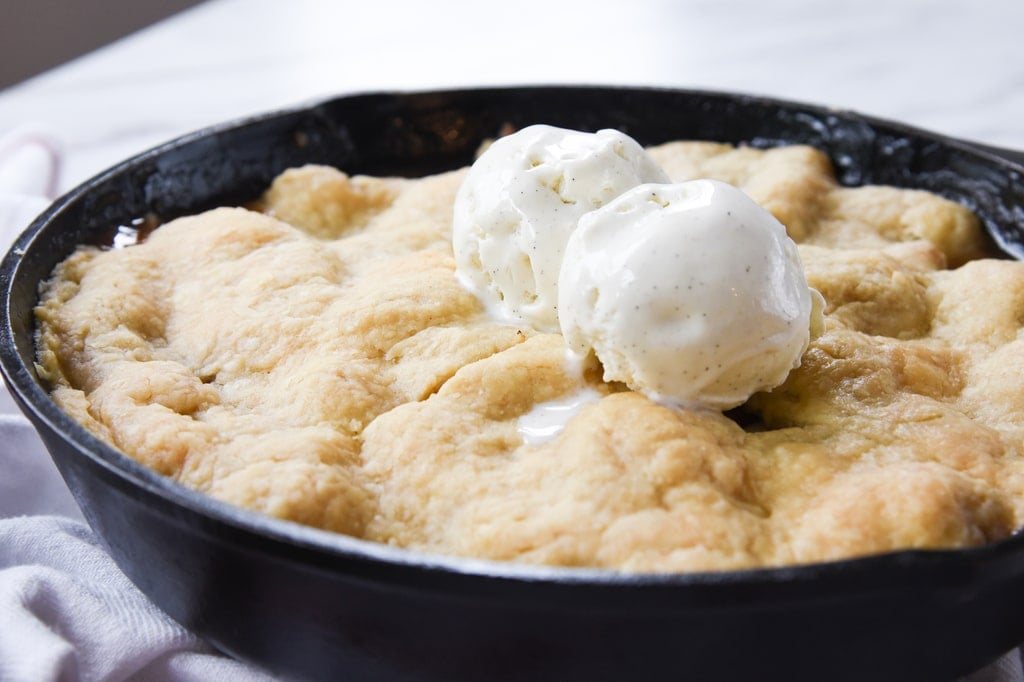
34 124 1023 572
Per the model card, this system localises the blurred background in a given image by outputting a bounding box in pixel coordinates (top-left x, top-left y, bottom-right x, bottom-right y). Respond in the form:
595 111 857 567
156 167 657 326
0 0 203 88
1 0 1021 193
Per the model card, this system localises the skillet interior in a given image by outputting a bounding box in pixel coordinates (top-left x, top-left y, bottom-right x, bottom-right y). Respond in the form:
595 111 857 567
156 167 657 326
3 86 1024 681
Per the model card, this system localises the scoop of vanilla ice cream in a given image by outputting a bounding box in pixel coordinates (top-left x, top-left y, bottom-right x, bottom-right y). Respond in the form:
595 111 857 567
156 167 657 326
558 179 823 410
452 124 669 332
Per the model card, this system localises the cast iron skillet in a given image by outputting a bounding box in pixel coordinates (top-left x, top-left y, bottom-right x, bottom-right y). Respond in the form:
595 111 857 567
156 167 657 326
3 86 1024 682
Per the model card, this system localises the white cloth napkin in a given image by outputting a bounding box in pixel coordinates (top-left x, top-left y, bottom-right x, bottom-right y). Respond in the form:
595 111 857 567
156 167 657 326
0 128 1020 682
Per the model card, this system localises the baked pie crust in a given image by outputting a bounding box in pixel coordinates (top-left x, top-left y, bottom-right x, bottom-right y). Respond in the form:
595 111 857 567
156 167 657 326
35 141 1022 572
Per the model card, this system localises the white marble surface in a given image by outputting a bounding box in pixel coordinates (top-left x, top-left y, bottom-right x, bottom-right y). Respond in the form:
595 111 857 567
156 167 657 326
0 0 1022 193
1 0 1023 679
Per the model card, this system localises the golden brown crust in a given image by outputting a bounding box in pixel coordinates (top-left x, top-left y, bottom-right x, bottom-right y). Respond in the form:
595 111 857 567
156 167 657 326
34 144 1024 571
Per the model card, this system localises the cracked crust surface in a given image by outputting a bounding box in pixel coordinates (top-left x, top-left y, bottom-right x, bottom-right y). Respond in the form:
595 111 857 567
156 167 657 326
34 142 1024 571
